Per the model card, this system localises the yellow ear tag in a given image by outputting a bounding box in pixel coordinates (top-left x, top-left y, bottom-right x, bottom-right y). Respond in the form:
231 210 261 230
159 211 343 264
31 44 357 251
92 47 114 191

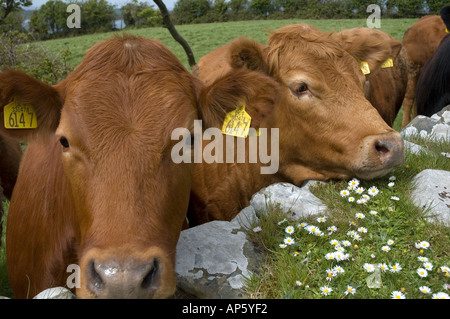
446 28 449 34
381 58 394 68
4 101 38 129
360 61 371 75
222 104 252 138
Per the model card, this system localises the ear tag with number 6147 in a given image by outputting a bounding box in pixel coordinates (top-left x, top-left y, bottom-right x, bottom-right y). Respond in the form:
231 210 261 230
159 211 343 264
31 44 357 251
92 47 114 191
3 101 38 129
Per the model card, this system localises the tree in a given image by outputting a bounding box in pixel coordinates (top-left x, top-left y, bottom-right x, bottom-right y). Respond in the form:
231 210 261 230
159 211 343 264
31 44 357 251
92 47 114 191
249 0 275 18
121 0 161 27
171 0 211 24
80 0 115 32
0 0 31 24
228 0 248 20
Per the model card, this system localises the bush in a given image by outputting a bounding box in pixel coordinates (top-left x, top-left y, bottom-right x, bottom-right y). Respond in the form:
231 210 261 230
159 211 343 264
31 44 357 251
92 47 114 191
0 31 72 84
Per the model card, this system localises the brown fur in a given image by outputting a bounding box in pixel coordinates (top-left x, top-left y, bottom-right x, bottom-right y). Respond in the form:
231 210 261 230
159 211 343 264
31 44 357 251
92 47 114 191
335 28 408 126
401 15 447 127
189 24 405 225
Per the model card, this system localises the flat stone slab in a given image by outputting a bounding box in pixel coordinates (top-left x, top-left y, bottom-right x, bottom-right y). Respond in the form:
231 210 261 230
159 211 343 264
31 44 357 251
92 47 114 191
249 182 327 220
411 169 450 225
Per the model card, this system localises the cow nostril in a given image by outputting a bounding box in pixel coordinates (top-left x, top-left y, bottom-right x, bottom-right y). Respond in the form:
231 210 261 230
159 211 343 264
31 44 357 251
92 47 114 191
375 140 390 155
88 259 105 293
141 259 160 290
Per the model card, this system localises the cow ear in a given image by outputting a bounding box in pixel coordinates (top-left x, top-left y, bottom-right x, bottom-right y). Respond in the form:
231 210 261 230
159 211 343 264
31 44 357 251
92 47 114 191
335 29 402 73
228 37 269 73
198 68 280 129
0 69 64 141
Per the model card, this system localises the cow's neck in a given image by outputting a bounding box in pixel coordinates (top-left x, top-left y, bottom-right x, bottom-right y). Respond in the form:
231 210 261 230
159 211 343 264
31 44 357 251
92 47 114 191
187 134 285 226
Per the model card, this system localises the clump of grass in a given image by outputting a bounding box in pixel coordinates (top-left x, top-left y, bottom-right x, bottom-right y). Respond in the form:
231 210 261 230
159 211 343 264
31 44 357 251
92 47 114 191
245 138 450 299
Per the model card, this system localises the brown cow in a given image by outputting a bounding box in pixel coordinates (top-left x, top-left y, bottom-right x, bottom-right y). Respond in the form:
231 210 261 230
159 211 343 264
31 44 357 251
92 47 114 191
188 24 405 225
401 14 448 127
334 28 408 127
0 35 281 298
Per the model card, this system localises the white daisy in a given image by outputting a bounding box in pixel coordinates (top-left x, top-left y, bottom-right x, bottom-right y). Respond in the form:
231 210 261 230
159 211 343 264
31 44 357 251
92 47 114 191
431 292 450 299
344 285 356 296
363 263 375 272
367 186 379 196
348 178 360 188
357 227 367 233
320 286 333 296
341 240 351 247
355 212 365 219
284 237 295 245
419 286 432 294
417 268 428 278
369 210 378 216
423 262 433 271
333 265 345 274
382 245 391 252
391 291 405 299
330 239 340 247
390 263 402 273
316 216 327 223
415 241 430 249
285 225 295 234
379 263 389 272
340 189 350 197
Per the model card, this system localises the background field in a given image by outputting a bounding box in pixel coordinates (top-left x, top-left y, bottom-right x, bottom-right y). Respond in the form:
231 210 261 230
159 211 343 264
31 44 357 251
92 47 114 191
37 18 418 70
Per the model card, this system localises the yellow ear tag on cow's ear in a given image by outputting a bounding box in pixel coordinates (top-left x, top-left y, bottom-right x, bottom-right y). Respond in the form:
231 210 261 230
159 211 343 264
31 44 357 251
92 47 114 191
222 104 252 138
446 28 449 34
360 61 371 75
381 58 394 69
3 101 38 129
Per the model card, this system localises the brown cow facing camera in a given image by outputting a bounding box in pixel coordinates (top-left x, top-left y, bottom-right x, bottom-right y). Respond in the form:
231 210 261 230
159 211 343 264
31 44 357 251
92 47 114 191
188 24 405 225
0 35 282 298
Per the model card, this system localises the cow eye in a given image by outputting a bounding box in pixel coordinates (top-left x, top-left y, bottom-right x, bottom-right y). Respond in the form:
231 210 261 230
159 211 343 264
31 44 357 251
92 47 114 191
295 83 309 95
59 136 70 149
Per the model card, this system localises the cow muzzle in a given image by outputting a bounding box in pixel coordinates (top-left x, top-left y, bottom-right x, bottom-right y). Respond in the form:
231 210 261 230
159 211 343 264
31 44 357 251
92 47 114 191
354 131 404 179
77 246 176 299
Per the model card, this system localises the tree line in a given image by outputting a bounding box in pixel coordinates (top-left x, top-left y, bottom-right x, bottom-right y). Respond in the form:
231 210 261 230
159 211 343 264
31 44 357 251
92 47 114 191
0 0 448 39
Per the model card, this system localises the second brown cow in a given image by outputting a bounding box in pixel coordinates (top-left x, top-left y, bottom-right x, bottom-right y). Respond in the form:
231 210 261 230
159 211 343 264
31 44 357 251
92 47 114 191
189 24 405 225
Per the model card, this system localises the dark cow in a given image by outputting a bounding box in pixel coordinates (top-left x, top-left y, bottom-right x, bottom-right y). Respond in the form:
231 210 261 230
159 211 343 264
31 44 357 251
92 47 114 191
416 7 450 117
0 35 281 298
0 133 22 241
188 24 405 225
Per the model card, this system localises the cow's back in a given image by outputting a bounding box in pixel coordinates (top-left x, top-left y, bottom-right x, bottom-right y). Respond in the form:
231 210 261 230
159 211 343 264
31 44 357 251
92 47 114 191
7 137 78 298
403 15 446 67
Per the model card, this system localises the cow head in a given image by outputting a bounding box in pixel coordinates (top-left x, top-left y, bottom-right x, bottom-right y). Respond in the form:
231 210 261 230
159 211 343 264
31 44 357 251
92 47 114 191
226 24 404 183
0 35 266 298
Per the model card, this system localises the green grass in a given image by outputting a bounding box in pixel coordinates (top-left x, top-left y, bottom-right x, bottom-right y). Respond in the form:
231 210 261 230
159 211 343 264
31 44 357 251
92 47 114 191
34 18 417 70
245 136 450 299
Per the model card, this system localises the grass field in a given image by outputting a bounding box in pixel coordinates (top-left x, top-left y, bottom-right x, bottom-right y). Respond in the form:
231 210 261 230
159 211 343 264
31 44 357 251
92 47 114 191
36 18 418 70
1 18 448 299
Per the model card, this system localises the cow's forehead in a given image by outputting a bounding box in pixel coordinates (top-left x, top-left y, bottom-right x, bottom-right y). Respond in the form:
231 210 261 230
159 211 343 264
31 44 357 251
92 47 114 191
59 70 197 157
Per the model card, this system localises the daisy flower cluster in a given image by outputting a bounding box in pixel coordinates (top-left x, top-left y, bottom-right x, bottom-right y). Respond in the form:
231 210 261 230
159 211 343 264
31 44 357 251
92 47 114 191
268 175 450 299
339 178 383 205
